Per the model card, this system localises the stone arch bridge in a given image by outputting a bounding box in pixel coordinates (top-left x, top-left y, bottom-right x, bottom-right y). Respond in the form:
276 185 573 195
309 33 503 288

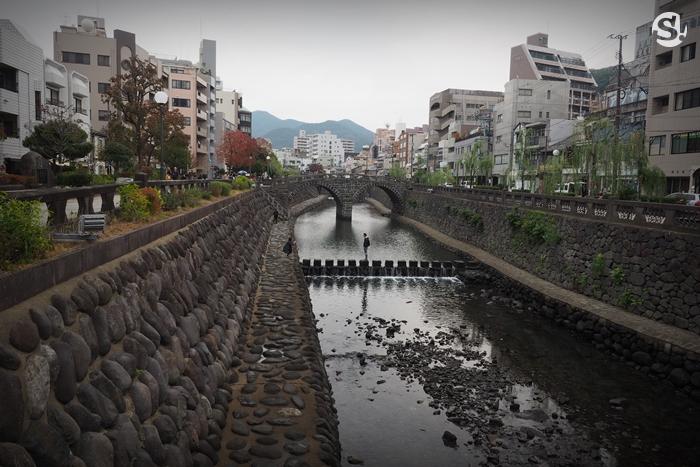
265 175 407 219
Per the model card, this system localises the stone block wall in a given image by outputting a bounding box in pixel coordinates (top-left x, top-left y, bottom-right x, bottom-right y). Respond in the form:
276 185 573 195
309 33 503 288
0 191 277 467
372 190 700 337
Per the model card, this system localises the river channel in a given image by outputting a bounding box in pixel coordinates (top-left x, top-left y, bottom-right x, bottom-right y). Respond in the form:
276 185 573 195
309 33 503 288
295 202 700 467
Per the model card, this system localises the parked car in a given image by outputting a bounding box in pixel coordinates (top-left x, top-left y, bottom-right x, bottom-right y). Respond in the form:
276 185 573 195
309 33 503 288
555 182 587 196
115 177 134 184
665 192 700 206
443 183 454 188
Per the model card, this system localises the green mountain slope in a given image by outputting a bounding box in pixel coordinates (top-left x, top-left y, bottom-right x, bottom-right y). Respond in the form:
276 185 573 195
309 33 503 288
251 111 374 149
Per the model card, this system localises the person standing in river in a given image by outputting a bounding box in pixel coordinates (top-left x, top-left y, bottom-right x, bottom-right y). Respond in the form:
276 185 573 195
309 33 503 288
363 233 370 259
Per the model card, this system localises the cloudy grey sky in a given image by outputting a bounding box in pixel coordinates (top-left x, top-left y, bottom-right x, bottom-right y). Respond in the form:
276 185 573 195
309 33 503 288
6 0 654 131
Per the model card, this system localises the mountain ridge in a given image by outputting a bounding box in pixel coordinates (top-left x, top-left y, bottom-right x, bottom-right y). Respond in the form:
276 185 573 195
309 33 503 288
251 110 374 150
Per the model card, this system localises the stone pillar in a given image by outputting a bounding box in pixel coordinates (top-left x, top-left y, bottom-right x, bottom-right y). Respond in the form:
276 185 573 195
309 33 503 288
336 202 353 220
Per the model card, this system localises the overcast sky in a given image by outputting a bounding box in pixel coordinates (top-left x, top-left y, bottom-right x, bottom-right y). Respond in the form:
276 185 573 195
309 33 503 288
6 0 654 131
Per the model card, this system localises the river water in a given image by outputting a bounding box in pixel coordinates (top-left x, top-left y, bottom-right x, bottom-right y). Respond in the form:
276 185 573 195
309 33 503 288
296 202 700 467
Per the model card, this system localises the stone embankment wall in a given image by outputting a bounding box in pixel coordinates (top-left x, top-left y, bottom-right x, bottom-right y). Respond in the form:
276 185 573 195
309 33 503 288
370 189 700 336
0 189 331 467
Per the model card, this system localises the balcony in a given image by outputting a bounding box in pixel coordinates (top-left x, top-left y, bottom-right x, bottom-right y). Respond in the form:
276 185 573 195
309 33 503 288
196 75 207 88
45 98 65 107
197 127 207 138
196 109 207 121
197 92 207 104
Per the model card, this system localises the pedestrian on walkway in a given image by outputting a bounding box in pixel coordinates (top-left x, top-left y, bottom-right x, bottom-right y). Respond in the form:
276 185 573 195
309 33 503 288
363 233 370 259
273 209 279 223
283 237 294 256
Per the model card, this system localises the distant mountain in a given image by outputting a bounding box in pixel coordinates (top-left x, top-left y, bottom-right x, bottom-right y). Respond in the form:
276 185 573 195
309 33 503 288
251 110 374 150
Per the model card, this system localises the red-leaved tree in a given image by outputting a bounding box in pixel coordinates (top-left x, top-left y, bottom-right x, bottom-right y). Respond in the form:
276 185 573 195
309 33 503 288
217 131 258 170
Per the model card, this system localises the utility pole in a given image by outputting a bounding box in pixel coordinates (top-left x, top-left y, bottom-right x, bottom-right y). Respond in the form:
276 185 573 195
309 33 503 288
609 33 628 138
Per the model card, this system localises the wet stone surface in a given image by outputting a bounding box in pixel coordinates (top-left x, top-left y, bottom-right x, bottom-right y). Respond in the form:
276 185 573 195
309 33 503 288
219 221 340 466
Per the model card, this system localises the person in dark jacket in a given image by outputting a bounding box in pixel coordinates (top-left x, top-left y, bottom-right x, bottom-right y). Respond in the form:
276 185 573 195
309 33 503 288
273 209 279 223
363 233 370 259
283 237 294 256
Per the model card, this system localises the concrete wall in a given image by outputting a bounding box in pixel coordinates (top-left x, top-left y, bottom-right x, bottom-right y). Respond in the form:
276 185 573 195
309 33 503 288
374 189 700 336
0 191 277 466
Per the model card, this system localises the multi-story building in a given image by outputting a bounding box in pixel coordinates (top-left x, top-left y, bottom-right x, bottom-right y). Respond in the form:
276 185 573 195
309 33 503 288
510 33 599 118
44 59 90 132
293 129 309 155
0 20 45 168
646 0 700 193
158 59 211 173
216 87 252 135
53 16 147 133
492 79 571 184
396 126 427 175
198 40 218 171
305 130 345 170
428 89 504 171
341 138 355 155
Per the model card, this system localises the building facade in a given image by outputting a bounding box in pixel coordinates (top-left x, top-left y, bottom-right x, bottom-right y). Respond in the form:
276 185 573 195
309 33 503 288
428 89 504 171
0 20 45 167
306 130 345 170
646 0 700 193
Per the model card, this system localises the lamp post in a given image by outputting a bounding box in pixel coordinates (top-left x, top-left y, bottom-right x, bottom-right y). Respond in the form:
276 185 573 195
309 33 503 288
154 91 168 180
266 154 271 179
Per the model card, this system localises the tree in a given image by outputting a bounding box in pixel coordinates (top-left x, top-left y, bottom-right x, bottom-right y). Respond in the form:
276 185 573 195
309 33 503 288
217 131 257 171
103 56 165 170
162 141 190 172
477 156 494 185
101 141 133 175
308 163 324 174
513 127 535 190
388 165 407 179
144 109 189 171
23 119 93 170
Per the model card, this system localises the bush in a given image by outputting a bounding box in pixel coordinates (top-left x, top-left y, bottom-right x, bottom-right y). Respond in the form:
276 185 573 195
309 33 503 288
91 174 115 185
232 175 252 190
162 191 183 211
209 181 232 197
507 208 560 245
139 187 163 215
118 184 150 221
0 193 51 269
591 253 606 278
182 188 203 207
0 174 36 187
57 170 92 187
202 190 212 200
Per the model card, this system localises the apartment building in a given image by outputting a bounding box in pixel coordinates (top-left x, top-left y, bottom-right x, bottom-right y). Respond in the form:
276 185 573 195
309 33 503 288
159 59 211 173
0 20 44 167
44 58 90 131
306 130 345 170
646 0 700 193
53 16 149 133
510 33 599 118
341 138 355 155
491 79 571 184
216 87 252 135
396 126 427 173
428 89 503 171
293 129 309 155
198 40 218 171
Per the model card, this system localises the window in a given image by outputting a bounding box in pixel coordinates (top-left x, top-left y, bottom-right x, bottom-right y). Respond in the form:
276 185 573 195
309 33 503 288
681 43 696 63
674 87 700 111
538 111 543 118
546 112 550 118
496 114 503 123
649 135 666 156
74 97 83 114
517 110 531 118
97 82 111 94
182 117 191 126
97 55 110 66
518 88 533 96
652 95 670 114
535 63 563 74
494 154 508 165
0 112 19 138
35 91 41 120
495 135 502 143
172 79 191 90
170 68 184 74
172 98 191 108
0 64 18 92
667 177 690 194
62 51 90 64
546 90 551 100
98 110 110 121
231 99 235 105
656 50 673 69
48 88 60 106
671 131 700 154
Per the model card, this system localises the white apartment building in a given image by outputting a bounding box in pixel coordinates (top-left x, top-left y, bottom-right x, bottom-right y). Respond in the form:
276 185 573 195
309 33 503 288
341 138 355 155
293 129 309 154
274 147 310 172
0 20 45 167
44 59 90 132
216 87 251 134
305 130 344 170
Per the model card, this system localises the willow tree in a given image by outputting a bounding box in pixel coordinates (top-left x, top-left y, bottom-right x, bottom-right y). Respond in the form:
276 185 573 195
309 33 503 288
513 127 535 191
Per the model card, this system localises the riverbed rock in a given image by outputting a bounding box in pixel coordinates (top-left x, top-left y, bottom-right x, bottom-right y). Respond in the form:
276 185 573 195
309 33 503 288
0 342 21 370
10 319 40 353
25 353 50 418
76 432 114 467
0 442 35 467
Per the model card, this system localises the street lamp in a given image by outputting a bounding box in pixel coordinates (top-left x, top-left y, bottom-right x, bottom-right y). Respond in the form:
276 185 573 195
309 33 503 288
266 155 271 179
154 91 168 180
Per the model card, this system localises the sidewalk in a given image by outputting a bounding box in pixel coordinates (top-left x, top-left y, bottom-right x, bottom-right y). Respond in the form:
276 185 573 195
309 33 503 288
396 214 700 356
